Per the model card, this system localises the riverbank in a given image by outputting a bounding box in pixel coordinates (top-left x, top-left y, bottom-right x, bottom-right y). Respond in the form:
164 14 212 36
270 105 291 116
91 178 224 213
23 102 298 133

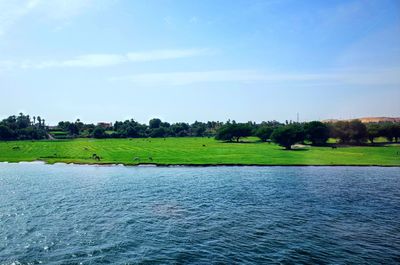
0 138 399 166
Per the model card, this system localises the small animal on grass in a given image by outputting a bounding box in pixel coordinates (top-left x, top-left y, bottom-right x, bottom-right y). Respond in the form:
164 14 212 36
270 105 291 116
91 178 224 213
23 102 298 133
92 153 101 161
331 145 337 149
148 157 153 161
202 144 206 147
12 146 20 150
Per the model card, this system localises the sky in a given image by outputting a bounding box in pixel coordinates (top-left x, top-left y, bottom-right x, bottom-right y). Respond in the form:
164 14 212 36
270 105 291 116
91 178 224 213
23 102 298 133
0 0 399 125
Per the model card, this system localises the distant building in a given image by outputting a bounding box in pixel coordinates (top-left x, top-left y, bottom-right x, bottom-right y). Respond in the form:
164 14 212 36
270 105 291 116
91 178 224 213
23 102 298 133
97 122 113 129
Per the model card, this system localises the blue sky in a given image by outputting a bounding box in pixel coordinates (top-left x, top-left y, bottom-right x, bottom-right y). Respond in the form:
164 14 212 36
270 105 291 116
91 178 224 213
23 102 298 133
0 0 399 125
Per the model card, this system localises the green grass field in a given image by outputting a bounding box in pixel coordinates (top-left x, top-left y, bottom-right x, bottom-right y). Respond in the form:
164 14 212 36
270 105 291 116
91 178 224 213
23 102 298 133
0 137 399 166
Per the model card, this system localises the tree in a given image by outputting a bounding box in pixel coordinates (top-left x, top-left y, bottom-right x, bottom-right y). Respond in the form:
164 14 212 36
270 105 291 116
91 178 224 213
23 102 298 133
126 126 139 138
0 125 13 140
380 123 400 143
366 123 380 143
304 121 329 145
92 127 105 138
348 120 367 144
255 126 273 142
329 120 367 144
271 124 304 150
149 118 162 129
150 127 166 138
329 121 350 143
67 123 79 135
393 123 400 142
215 123 252 142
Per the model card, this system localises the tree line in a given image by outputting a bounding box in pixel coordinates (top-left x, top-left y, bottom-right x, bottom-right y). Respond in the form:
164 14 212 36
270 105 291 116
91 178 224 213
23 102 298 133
0 113 399 149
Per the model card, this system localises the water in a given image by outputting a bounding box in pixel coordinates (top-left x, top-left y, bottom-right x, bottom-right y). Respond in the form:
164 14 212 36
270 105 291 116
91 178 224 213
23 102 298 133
0 163 399 264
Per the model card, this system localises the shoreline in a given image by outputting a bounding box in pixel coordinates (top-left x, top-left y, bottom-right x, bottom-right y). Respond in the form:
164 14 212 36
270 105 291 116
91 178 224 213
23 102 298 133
1 160 399 168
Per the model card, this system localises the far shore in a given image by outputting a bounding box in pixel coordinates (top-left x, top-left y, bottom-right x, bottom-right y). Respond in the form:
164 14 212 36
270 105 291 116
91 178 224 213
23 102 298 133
1 138 399 167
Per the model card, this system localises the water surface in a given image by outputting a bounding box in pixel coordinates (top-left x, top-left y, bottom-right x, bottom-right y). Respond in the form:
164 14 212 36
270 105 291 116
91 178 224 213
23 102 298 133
0 163 399 264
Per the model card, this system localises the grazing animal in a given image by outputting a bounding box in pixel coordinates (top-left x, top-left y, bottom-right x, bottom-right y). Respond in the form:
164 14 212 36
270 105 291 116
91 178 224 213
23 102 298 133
12 146 20 150
148 157 153 161
202 144 206 147
92 153 101 161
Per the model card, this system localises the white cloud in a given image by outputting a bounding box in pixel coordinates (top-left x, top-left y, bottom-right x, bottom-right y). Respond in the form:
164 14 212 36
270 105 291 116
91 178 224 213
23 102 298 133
0 48 210 69
110 68 400 87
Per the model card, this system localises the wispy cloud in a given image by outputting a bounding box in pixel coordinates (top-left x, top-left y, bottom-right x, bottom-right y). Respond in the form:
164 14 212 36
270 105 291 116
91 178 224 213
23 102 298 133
0 48 210 69
110 68 400 87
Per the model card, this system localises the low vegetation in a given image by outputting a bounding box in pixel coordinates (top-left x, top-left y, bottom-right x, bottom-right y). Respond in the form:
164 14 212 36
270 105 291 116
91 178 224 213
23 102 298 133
0 137 399 166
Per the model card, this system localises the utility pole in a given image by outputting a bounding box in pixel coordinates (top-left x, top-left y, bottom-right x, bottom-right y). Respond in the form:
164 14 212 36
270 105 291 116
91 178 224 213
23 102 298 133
297 112 299 123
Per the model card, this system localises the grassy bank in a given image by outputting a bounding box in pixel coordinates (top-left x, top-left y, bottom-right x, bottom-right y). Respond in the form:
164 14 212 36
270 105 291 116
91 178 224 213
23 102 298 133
0 137 399 166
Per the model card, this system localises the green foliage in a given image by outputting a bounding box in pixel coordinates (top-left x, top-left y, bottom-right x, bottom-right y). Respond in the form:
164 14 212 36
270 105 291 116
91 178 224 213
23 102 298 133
254 126 273 142
149 127 167 138
379 122 400 142
271 124 305 150
304 121 329 145
0 113 47 140
92 127 106 138
1 113 400 146
366 123 380 143
0 125 13 140
149 118 162 129
329 120 367 144
215 123 253 142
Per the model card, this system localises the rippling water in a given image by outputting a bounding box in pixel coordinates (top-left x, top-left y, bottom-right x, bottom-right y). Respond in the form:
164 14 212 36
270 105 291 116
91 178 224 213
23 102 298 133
0 163 399 264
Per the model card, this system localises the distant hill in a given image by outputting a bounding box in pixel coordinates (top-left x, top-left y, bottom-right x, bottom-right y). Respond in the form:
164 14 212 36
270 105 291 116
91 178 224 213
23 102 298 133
323 117 400 123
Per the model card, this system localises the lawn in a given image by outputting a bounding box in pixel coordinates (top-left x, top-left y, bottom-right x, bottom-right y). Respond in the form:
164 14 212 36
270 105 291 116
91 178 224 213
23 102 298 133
0 137 399 166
